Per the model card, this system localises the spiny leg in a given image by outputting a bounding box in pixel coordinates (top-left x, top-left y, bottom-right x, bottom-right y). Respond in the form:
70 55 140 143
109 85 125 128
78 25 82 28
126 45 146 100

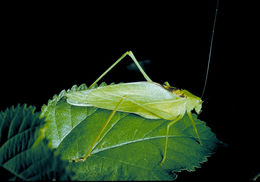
74 96 126 162
89 51 152 88
187 111 202 145
160 115 182 165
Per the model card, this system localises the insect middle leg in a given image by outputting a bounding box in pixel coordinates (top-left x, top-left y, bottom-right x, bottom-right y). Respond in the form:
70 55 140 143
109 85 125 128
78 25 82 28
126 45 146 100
160 115 182 165
89 51 152 88
73 96 126 162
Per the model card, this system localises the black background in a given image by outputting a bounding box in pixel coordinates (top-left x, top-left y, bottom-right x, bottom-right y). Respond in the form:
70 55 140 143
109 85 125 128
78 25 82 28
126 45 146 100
1 1 258 181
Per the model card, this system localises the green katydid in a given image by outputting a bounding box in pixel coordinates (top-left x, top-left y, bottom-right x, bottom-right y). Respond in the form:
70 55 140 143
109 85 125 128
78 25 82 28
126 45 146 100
66 1 219 165
66 51 203 165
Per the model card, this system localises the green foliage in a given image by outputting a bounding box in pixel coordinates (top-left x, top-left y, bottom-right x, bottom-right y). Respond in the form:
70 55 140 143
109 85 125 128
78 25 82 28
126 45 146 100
0 83 220 181
0 104 73 181
40 83 219 181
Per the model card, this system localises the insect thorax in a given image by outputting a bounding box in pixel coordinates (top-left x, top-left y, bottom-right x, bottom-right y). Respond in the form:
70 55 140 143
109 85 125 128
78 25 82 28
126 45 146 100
163 81 202 114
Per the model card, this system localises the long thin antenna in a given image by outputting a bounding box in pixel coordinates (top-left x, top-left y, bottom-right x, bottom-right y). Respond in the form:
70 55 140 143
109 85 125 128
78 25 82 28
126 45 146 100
201 0 219 98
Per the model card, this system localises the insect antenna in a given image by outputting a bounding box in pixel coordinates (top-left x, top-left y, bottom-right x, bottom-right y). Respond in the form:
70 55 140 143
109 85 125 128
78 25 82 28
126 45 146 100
201 0 219 99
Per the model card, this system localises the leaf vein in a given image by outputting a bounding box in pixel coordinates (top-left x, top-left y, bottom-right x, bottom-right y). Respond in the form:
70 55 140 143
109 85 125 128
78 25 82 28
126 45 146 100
92 135 195 154
92 113 129 151
94 154 163 173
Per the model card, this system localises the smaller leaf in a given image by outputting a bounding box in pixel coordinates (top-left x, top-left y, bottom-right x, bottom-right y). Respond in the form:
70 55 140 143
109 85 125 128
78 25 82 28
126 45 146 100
0 104 74 181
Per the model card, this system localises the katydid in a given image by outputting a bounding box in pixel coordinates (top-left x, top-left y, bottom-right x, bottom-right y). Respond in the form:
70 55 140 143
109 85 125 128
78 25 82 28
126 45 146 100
66 51 203 165
66 1 219 164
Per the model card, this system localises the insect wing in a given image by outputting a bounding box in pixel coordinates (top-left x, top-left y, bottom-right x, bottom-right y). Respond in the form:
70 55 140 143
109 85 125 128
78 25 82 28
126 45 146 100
142 98 187 120
66 89 93 106
66 82 180 119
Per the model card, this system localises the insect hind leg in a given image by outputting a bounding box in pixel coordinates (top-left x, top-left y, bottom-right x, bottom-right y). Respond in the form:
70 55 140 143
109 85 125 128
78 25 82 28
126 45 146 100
127 51 152 82
73 96 126 162
89 51 152 88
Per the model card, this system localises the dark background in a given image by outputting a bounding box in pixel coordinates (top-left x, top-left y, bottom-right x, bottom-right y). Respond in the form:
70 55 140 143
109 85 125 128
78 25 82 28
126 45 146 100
1 1 258 181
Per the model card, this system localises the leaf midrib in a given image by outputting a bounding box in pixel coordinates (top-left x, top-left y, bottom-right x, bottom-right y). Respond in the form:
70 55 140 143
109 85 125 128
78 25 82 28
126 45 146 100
92 135 195 155
0 126 40 155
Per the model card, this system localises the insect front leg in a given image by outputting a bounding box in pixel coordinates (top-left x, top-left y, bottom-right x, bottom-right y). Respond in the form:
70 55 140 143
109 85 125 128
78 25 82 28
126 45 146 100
160 115 183 165
73 96 126 162
187 111 202 145
89 51 152 88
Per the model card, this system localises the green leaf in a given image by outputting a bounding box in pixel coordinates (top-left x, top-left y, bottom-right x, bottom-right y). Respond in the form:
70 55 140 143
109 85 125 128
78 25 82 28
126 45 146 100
41 83 219 181
0 104 73 181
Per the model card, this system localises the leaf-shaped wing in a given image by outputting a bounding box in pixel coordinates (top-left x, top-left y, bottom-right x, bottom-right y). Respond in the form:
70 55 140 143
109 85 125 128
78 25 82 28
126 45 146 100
66 81 182 120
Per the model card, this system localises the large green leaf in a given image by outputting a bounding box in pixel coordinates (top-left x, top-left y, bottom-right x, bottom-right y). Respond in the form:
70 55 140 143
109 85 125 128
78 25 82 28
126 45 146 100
41 83 219 181
0 104 73 181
